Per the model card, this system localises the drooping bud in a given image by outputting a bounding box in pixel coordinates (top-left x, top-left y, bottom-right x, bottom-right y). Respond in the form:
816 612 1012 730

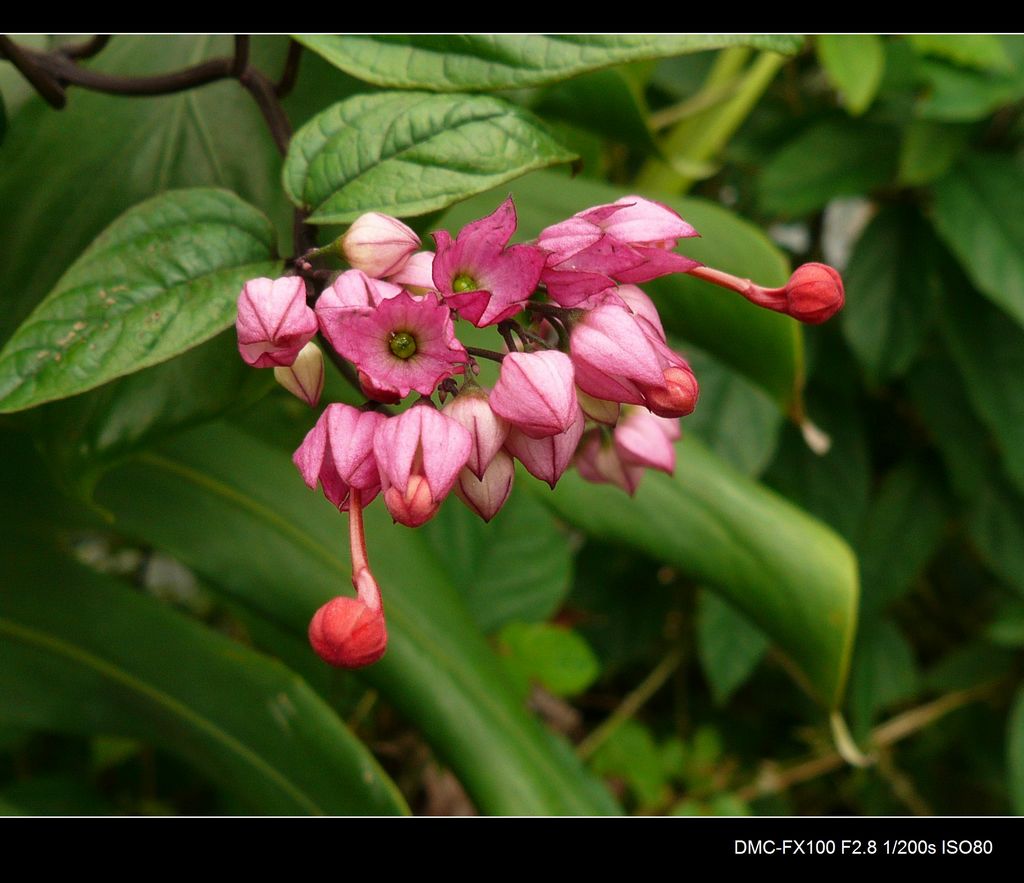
576 428 644 495
614 407 679 474
308 592 387 668
273 341 324 407
236 276 317 368
441 387 510 479
505 405 585 488
454 450 515 522
339 212 420 278
489 350 579 439
783 262 845 324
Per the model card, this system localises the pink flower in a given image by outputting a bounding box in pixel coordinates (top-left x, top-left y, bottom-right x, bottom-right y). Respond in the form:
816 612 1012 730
576 408 679 496
505 405 585 488
316 269 402 354
489 350 579 439
340 212 420 278
539 197 701 306
373 403 472 527
431 197 546 327
441 387 510 479
331 291 467 399
454 450 515 522
236 276 317 368
293 403 386 510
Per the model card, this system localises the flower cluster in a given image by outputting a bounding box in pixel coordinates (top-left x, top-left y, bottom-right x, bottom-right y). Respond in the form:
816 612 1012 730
235 196 845 669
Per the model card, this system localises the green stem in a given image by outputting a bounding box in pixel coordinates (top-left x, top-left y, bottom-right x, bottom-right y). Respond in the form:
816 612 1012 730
637 49 787 195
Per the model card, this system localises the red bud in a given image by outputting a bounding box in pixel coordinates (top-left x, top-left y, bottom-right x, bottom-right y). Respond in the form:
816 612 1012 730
308 595 387 669
784 262 845 324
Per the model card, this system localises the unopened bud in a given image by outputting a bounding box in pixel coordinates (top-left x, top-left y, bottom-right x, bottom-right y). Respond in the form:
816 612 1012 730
640 365 699 418
274 341 324 407
340 213 421 278
454 450 514 521
308 593 387 669
576 388 620 426
442 387 510 479
784 262 845 324
384 473 440 527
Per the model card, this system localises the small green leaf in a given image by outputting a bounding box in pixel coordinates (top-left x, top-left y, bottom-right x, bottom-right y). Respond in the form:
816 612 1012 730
421 491 573 634
0 189 278 413
589 719 667 807
932 155 1024 331
908 34 1013 72
0 536 406 815
696 590 770 706
759 118 899 216
283 92 576 224
498 622 600 698
915 58 1024 122
293 34 804 92
897 121 971 186
1008 684 1024 814
841 205 941 384
847 620 918 736
538 435 860 708
817 35 886 115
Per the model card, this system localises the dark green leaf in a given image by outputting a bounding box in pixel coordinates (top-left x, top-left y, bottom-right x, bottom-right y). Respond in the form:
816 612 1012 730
857 462 949 619
0 36 288 345
696 590 770 706
421 491 573 634
293 35 805 92
968 484 1024 600
498 622 600 697
589 720 667 807
915 58 1024 122
1009 683 1024 814
439 170 802 409
538 435 860 708
0 537 406 815
93 422 619 815
0 189 278 414
759 118 898 216
842 206 941 383
283 92 576 224
897 121 971 186
932 155 1024 331
986 599 1024 647
817 35 886 115
847 620 918 736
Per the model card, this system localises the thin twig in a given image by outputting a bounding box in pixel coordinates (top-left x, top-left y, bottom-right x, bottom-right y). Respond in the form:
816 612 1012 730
275 39 303 98
231 35 250 77
237 65 292 156
0 35 66 106
465 345 506 363
62 35 111 60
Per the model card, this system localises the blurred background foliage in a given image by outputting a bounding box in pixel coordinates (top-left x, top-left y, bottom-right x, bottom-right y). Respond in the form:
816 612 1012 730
1 34 1023 816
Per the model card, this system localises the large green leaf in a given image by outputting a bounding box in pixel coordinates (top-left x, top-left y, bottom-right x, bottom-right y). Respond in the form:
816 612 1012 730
841 205 941 384
283 92 576 224
0 535 406 816
932 155 1024 331
0 189 278 414
292 35 804 92
0 36 289 346
92 423 619 815
536 435 860 708
439 170 802 409
816 34 885 115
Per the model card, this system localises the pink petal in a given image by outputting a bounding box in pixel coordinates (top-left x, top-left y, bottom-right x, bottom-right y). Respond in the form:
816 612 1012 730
490 350 579 438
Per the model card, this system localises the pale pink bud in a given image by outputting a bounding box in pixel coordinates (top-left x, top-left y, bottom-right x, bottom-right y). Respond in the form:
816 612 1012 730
576 428 644 496
387 250 436 294
454 450 514 522
441 387 510 479
784 262 845 324
236 276 317 368
340 212 420 278
373 403 472 527
576 388 620 426
308 592 387 669
273 341 324 407
505 405 585 488
614 407 678 474
489 350 579 439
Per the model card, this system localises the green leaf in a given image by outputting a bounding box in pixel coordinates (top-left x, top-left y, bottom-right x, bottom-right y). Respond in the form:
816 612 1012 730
0 189 278 414
847 620 918 736
1008 684 1024 814
589 719 667 807
421 491 573 634
292 34 804 92
0 536 406 815
856 462 949 619
283 92 576 224
498 622 600 698
987 599 1024 647
932 155 1024 331
908 34 1013 72
696 590 770 706
969 484 1024 600
937 267 1024 494
915 58 1024 122
93 422 619 815
537 435 859 708
817 35 886 115
0 36 289 346
439 170 802 409
759 118 899 216
897 121 971 186
841 205 941 384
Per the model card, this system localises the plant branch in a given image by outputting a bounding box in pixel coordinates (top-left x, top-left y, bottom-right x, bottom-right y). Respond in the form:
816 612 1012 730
275 40 303 98
62 35 111 61
465 346 506 363
0 35 67 107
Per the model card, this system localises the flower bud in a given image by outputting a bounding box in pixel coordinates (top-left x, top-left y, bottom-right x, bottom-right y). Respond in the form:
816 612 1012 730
784 262 845 324
387 250 436 294
339 212 420 278
576 428 644 495
505 405 585 488
308 591 387 669
640 365 699 419
454 450 514 522
489 350 578 439
576 388 620 426
236 276 317 368
442 387 510 479
273 341 324 407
